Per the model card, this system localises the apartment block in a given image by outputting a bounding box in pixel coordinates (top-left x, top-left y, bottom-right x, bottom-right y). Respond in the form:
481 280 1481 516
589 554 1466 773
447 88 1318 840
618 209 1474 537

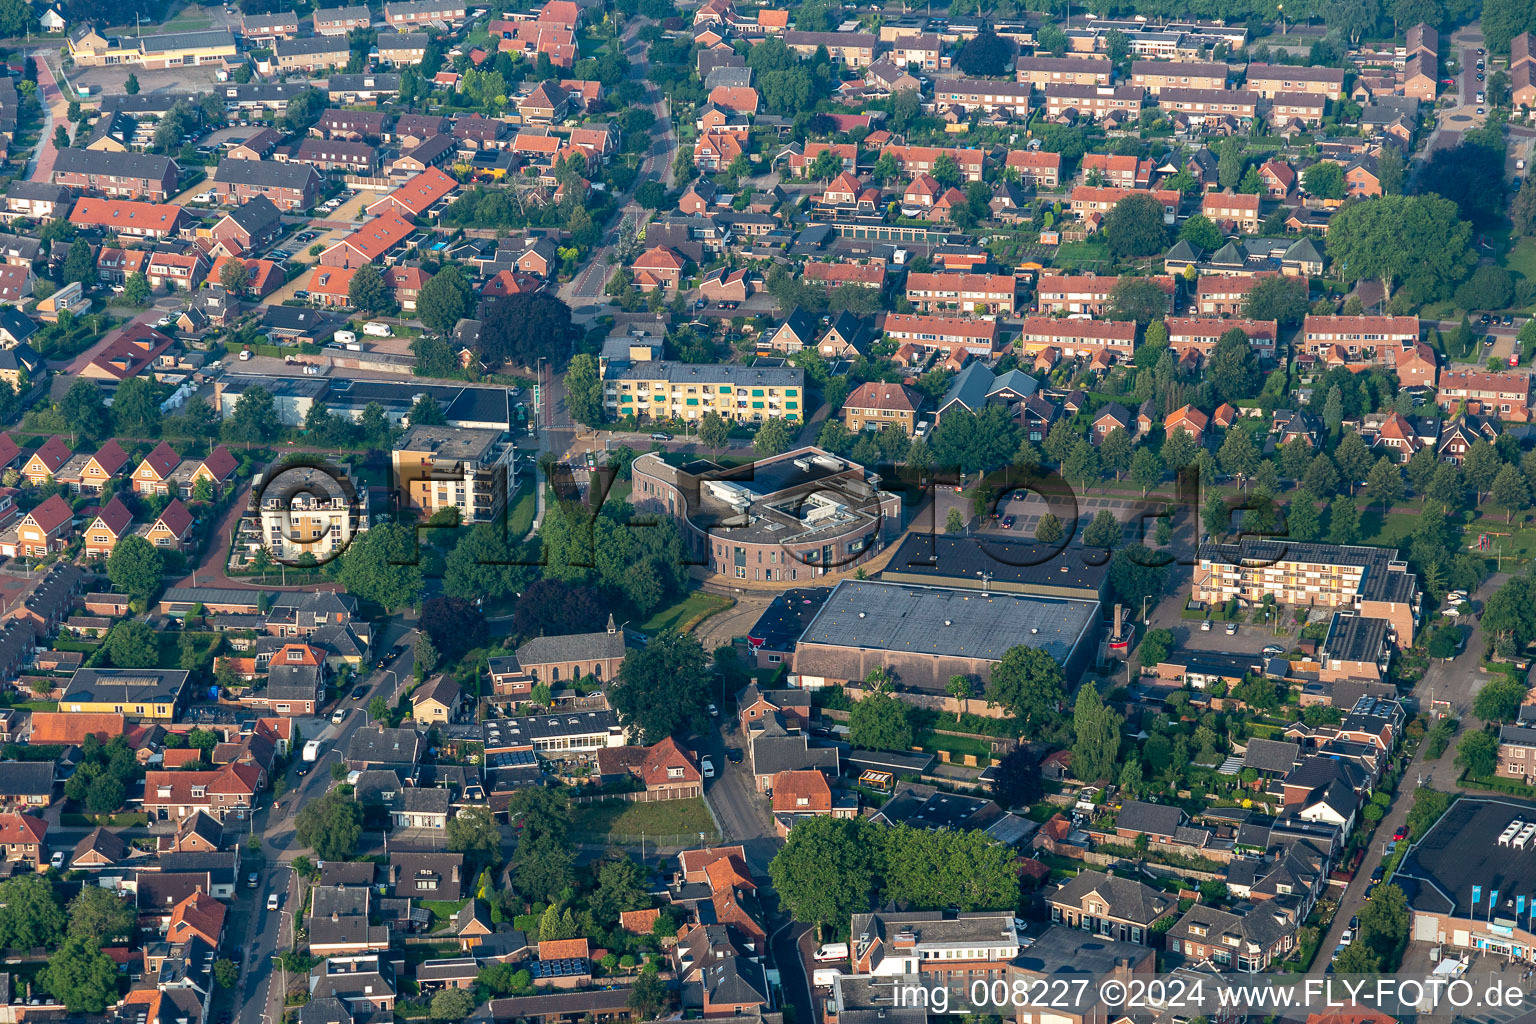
1043 83 1144 120
905 271 1016 314
391 425 517 526
1192 539 1420 647
1130 59 1227 93
604 362 804 423
1245 63 1344 99
1014 54 1112 89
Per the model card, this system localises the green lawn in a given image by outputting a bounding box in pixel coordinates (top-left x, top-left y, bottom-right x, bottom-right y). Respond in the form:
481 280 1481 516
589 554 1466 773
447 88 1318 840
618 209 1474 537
1355 509 1424 548
506 481 536 538
419 898 470 932
638 591 733 635
1502 237 1536 298
569 797 717 839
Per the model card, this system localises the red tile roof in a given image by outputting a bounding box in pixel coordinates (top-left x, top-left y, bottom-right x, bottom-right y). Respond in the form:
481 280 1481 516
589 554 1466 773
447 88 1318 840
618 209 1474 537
155 498 194 539
30 712 125 745
26 494 73 534
28 435 73 474
70 198 185 233
331 210 416 263
89 439 130 476
139 441 181 480
0 813 46 846
167 891 226 946
373 167 458 218
89 325 175 381
199 445 238 484
770 769 832 813
92 494 134 538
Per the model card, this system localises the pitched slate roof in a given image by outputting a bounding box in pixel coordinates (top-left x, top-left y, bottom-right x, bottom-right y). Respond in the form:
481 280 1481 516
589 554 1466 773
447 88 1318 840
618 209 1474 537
1050 869 1175 925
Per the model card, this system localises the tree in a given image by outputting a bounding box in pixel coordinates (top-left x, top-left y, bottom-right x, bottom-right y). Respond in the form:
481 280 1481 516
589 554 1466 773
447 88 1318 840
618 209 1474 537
1129 448 1163 496
849 688 913 751
985 645 1064 737
348 263 394 315
1035 512 1064 543
1244 275 1309 325
955 25 1012 75
1209 329 1261 403
67 886 133 942
294 790 363 860
754 417 794 456
1106 277 1169 325
1327 496 1360 544
508 787 575 896
333 523 424 611
478 292 573 369
1334 433 1374 491
85 774 124 814
1104 194 1168 258
1492 464 1531 524
1327 194 1474 302
431 989 476 1021
0 875 64 950
107 535 163 603
123 271 149 307
563 352 604 428
1334 942 1382 974
368 695 389 722
628 968 670 1021
223 386 280 445
214 959 239 989
1420 139 1508 229
990 747 1043 808
1036 22 1067 54
1455 266 1515 312
610 633 710 741
125 72 139 95
1082 509 1120 549
1302 161 1346 200
414 633 439 676
39 937 117 1013
1100 428 1133 480
105 620 157 668
1358 881 1410 964
219 258 252 296
446 804 503 864
1378 145 1405 196
1456 728 1499 777
59 378 110 442
768 816 875 933
1365 458 1403 514
1110 545 1168 612
1139 628 1174 666
1475 677 1527 722
1217 139 1245 190
1178 213 1223 252
113 377 160 437
697 412 730 458
1071 683 1121 785
417 265 475 335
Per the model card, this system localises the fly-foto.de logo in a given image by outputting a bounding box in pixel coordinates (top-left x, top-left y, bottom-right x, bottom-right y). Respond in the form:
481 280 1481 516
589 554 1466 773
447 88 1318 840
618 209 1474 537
248 458 364 568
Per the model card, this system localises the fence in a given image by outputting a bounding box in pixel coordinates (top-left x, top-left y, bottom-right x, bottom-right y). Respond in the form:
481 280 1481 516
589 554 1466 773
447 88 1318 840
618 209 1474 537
569 786 703 804
575 830 721 848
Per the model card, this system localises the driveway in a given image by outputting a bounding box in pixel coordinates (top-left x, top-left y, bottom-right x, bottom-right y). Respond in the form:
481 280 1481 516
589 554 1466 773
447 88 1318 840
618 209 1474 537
1309 571 1507 975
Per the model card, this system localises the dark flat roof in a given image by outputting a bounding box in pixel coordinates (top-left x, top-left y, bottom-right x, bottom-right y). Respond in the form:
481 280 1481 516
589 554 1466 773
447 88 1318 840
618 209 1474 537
882 533 1108 596
1394 796 1536 918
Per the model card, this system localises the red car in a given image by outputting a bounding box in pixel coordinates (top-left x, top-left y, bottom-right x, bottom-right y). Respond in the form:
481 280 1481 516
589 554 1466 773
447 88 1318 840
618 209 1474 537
1392 826 1408 841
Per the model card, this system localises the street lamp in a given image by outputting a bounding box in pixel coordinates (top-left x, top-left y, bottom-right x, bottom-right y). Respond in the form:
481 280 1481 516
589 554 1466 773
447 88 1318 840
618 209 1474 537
1277 3 1285 35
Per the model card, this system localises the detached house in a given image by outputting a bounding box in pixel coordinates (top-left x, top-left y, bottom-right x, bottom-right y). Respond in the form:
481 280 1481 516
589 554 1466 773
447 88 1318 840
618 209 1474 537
133 441 182 495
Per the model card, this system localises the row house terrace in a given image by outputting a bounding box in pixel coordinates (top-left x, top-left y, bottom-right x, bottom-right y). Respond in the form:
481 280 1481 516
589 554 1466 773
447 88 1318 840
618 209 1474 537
1015 54 1112 89
1244 63 1345 99
1044 84 1144 121
904 271 1016 315
1299 315 1425 378
1269 92 1327 127
1195 272 1271 315
1166 318 1279 364
1019 317 1137 362
1436 370 1535 422
1005 150 1062 188
1131 59 1228 93
879 144 985 182
882 312 1003 362
1036 273 1174 317
1158 88 1259 125
1069 186 1180 224
930 76 1031 117
1082 154 1153 189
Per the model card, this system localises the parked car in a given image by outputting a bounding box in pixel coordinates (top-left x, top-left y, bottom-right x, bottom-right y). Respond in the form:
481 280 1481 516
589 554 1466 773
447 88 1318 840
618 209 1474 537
707 703 719 717
1002 515 1016 530
49 851 64 869
1225 622 1238 635
247 872 259 888
1393 825 1408 840
1200 619 1212 631
1370 864 1385 882
1262 645 1284 656
700 758 715 779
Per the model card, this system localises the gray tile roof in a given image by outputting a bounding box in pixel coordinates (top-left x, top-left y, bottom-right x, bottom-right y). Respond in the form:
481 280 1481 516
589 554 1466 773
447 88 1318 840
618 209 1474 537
1050 869 1176 925
515 629 625 667
1116 800 1185 838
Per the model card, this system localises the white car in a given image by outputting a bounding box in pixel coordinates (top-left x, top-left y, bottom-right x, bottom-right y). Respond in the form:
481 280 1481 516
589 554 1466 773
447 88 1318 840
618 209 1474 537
267 893 280 911
1200 619 1212 631
49 851 64 869
1225 622 1238 635
701 758 715 779
707 703 719 717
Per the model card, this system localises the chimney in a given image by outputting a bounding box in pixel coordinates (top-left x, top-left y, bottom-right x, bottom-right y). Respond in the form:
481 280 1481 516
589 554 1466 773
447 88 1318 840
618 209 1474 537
332 912 339 922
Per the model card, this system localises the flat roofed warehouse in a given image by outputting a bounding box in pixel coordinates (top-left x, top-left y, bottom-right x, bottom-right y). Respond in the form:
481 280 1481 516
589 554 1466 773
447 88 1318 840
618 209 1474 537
792 579 1098 692
881 533 1108 600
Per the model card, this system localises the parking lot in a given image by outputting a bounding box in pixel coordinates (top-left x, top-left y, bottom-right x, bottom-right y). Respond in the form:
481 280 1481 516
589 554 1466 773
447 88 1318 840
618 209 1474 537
71 63 222 97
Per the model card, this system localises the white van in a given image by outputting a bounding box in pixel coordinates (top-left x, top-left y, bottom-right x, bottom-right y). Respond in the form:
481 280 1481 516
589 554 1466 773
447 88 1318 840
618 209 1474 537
812 969 843 988
814 943 849 962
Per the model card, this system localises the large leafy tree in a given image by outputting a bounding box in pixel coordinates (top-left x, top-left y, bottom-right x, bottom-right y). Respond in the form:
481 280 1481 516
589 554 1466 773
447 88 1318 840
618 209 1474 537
443 525 536 606
294 790 363 860
768 816 878 934
1106 277 1169 325
419 596 487 664
105 620 157 668
113 376 161 436
417 265 475 335
1070 682 1121 784
955 25 1012 75
478 293 574 369
564 353 604 427
1418 139 1508 228
0 875 65 950
1327 194 1474 302
1208 328 1261 402
223 386 281 445
332 523 425 611
348 264 395 315
984 645 1065 737
508 787 576 895
446 805 504 865
610 633 710 741
60 379 110 442
511 578 606 639
1456 729 1499 777
848 688 913 751
107 535 163 604
1244 275 1309 325
1103 194 1168 258
67 887 134 942
39 937 117 1012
